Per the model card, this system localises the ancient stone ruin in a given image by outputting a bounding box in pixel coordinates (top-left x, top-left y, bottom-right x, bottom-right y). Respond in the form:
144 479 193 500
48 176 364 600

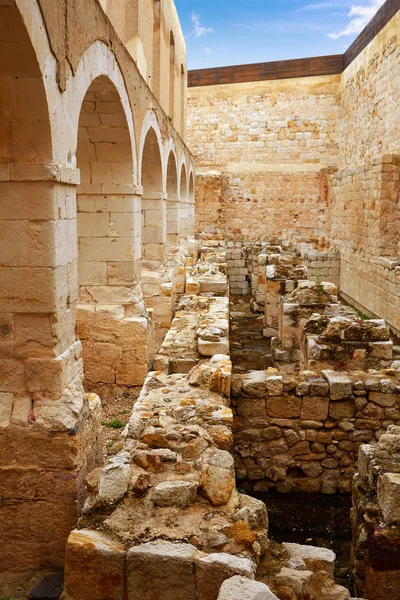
0 1 400 599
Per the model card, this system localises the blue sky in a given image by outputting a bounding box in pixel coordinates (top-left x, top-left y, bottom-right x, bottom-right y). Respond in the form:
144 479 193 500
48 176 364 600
174 0 385 70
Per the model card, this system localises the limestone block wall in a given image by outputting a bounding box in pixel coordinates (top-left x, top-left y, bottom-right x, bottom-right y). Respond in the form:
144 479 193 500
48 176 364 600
188 76 341 242
233 369 400 495
301 250 341 289
328 11 400 334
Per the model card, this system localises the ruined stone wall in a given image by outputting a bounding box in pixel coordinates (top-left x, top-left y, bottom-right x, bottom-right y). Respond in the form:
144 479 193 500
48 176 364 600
328 11 400 334
234 369 400 495
187 76 341 242
352 427 400 600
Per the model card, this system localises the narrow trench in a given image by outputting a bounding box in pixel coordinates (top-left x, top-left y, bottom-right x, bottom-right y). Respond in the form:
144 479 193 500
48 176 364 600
229 294 353 591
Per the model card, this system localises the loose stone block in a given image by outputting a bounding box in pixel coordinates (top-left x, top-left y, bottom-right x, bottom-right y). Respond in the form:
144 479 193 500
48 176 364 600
152 480 197 508
283 542 336 576
196 554 255 600
199 464 235 506
217 576 278 600
322 371 352 400
126 541 197 600
377 473 400 525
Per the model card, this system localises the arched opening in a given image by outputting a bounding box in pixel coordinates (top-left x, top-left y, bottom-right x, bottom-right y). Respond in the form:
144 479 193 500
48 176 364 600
169 32 176 121
166 151 179 249
188 170 195 239
140 127 164 268
75 75 140 388
0 3 52 165
179 163 188 243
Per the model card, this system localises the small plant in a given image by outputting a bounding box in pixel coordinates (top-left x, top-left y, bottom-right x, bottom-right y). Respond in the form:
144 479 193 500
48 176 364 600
355 308 371 320
119 409 128 415
123 392 131 399
1 596 12 600
101 418 125 429
236 487 247 494
106 440 115 449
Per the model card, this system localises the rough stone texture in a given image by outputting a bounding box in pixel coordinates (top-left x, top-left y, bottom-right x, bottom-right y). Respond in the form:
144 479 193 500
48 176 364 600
233 369 400 493
352 427 400 598
126 541 197 600
65 529 126 600
195 553 255 600
217 576 279 600
283 542 336 576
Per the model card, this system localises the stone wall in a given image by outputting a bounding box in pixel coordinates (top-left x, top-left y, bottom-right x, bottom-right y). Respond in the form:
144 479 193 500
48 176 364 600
187 9 400 334
188 76 341 243
352 426 400 600
0 0 194 576
234 368 400 495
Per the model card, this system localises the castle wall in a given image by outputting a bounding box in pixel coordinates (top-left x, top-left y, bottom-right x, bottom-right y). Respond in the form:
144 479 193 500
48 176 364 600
187 76 341 243
328 11 400 334
187 9 400 333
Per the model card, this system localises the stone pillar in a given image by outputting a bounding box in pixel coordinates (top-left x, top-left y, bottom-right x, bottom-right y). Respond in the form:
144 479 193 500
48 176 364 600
76 186 152 391
166 193 180 249
188 197 195 240
179 194 189 246
142 192 167 266
0 165 103 574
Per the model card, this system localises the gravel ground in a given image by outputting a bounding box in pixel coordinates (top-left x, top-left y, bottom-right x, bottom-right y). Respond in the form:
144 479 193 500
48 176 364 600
99 388 141 457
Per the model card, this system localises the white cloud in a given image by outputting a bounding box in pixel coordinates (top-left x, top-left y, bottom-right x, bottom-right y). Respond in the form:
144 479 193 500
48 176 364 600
191 12 213 38
328 0 385 39
296 2 350 12
205 47 212 54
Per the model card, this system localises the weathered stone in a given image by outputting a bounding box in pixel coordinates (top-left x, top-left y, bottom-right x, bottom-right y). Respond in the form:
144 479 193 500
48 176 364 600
98 453 131 504
267 396 301 418
217 576 279 600
152 480 197 508
242 371 267 398
322 371 352 400
301 396 329 421
275 568 313 596
283 542 336 576
199 464 235 506
65 529 126 600
377 473 400 525
126 541 197 600
196 554 255 600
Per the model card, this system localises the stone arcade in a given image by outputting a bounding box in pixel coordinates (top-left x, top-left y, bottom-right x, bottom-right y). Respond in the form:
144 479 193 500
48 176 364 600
0 1 400 600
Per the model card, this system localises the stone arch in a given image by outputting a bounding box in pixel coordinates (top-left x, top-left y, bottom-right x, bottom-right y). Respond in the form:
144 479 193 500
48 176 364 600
165 147 180 248
64 40 137 177
0 1 52 166
74 74 145 390
139 116 165 266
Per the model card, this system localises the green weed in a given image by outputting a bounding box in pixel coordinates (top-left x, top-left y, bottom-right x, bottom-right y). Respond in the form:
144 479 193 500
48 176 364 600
101 418 125 429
